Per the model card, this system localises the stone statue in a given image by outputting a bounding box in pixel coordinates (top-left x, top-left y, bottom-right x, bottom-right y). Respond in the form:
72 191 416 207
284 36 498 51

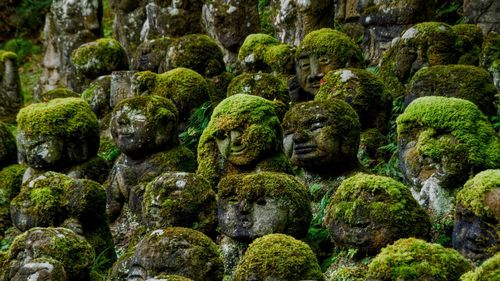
0 51 22 121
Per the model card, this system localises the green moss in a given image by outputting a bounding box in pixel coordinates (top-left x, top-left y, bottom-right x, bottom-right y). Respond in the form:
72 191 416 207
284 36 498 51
227 73 289 104
238 33 279 62
71 38 128 78
367 238 472 280
0 164 25 234
263 44 295 74
17 97 99 141
98 136 121 165
296 28 364 67
460 252 500 281
408 65 497 116
234 233 325 280
147 146 197 178
453 24 483 65
218 172 311 237
325 173 430 235
152 275 193 281
397 96 500 169
456 170 500 219
315 68 391 131
480 33 500 68
0 50 17 62
154 67 210 119
39 87 79 102
167 34 225 77
0 121 17 168
132 70 158 95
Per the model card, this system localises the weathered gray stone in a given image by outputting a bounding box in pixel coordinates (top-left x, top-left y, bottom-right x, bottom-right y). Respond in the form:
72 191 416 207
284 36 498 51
464 0 500 34
110 0 148 57
0 51 22 121
110 70 137 108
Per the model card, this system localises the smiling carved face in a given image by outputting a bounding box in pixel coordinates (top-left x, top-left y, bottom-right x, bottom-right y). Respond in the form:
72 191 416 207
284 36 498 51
296 52 339 95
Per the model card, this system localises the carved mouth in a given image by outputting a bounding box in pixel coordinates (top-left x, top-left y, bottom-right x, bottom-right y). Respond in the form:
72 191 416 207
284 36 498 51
294 145 316 155
230 145 246 155
241 217 252 228
311 82 321 88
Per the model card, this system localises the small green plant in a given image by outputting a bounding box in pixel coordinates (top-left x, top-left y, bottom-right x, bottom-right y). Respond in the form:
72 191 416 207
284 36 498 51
179 101 212 150
1 238 12 252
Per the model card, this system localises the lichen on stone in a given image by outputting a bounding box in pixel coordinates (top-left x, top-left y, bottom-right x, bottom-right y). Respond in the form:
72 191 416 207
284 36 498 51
367 238 472 280
233 233 325 280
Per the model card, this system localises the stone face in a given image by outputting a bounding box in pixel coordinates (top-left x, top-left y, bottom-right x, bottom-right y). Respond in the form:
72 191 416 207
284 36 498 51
270 0 335 46
202 0 260 66
0 51 22 121
453 170 500 263
464 0 500 34
325 173 431 257
35 0 102 98
124 227 224 280
397 97 500 218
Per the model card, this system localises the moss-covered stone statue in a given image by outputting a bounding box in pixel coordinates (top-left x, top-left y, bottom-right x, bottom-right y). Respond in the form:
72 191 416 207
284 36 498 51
131 37 174 72
325 173 431 258
0 227 95 281
295 28 364 99
71 38 129 92
217 172 311 275
233 233 325 281
111 227 223 281
0 50 22 121
366 238 472 280
406 65 497 117
16 98 108 184
453 169 500 263
197 94 291 187
141 172 217 237
460 252 500 281
380 22 459 98
9 172 116 271
107 96 195 247
397 96 500 218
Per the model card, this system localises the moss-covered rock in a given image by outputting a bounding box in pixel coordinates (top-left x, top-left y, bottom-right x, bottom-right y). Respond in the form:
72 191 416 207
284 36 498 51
325 173 431 256
456 170 500 220
197 94 289 186
131 36 174 72
142 172 216 236
81 75 111 119
128 227 223 280
367 238 472 280
164 34 225 78
406 65 497 116
397 96 500 173
460 252 500 281
0 164 25 237
233 233 324 281
0 121 16 169
453 24 483 65
480 33 500 69
315 68 392 132
39 87 80 102
296 28 364 67
380 22 459 98
1 227 95 280
218 172 311 239
71 38 129 79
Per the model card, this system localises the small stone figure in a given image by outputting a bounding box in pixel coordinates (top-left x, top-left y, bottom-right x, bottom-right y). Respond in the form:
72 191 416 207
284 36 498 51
366 238 472 280
217 172 311 274
197 94 291 187
295 28 364 99
233 233 324 281
0 227 95 281
116 227 224 281
325 173 431 257
397 96 500 218
0 51 22 121
453 169 500 263
16 98 108 184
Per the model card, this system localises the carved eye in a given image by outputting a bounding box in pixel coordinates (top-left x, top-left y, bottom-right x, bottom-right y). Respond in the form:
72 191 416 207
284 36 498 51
310 122 324 130
319 56 331 65
299 59 310 69
213 130 228 140
256 197 267 206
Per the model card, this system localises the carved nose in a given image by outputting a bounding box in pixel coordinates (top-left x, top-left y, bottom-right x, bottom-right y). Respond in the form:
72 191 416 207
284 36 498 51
292 129 308 143
230 130 242 145
239 199 251 213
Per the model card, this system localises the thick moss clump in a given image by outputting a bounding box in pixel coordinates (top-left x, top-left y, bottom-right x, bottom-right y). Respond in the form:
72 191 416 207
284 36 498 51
164 34 225 77
2 227 94 280
238 33 294 74
71 38 129 79
218 172 311 238
456 169 500 219
17 97 99 143
233 233 324 280
406 65 497 116
296 28 364 67
367 238 472 280
315 68 391 132
397 96 500 170
39 87 79 102
453 24 483 65
460 252 500 281
142 172 216 235
0 121 16 168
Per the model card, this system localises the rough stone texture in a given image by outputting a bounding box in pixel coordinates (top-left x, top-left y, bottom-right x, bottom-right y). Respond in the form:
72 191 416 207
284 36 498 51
202 0 260 67
110 70 137 108
81 75 112 122
270 0 335 46
35 0 102 99
464 0 500 34
0 51 22 121
110 0 148 58
0 227 95 281
9 257 67 281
